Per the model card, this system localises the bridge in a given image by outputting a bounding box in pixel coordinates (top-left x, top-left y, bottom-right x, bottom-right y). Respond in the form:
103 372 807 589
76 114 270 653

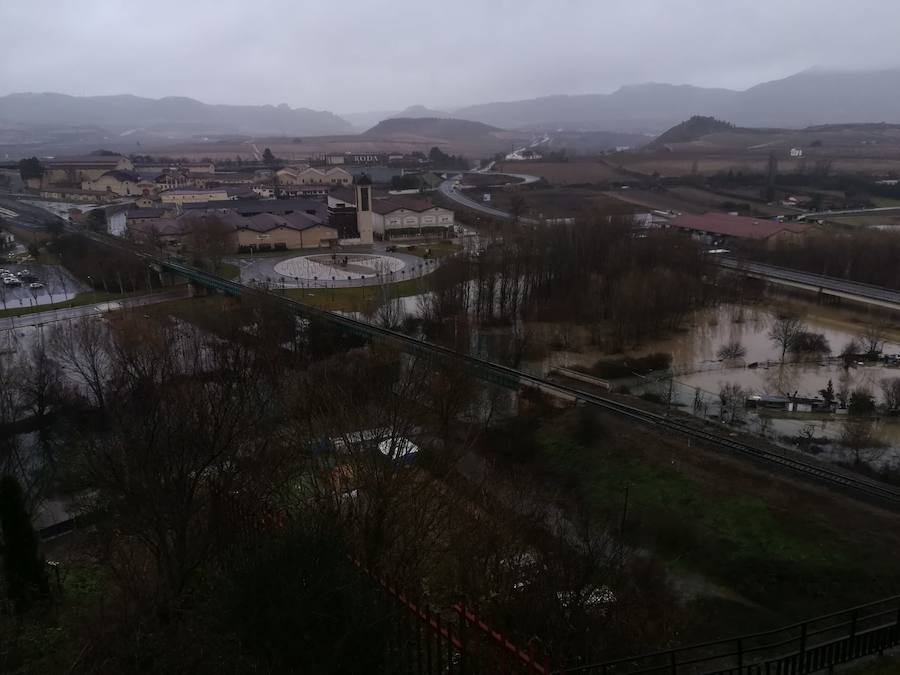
155 257 900 510
718 257 900 311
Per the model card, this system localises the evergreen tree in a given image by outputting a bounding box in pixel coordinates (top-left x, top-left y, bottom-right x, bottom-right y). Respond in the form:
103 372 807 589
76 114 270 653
0 475 48 611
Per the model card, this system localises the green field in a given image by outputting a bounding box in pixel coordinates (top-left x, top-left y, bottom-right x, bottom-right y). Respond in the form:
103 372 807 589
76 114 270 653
491 406 900 636
282 277 425 313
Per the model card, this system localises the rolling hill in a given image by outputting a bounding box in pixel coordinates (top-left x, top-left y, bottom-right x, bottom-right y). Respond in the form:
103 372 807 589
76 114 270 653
646 116 737 148
363 117 502 140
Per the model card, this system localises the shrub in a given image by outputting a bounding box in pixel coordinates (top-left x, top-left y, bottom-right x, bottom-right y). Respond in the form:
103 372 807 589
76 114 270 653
587 353 672 379
790 331 831 355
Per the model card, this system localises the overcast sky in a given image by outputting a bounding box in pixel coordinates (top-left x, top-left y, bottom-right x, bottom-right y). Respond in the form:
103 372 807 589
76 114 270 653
2 0 899 113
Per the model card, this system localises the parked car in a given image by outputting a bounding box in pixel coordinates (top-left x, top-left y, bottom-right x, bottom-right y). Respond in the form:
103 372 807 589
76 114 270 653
28 282 44 290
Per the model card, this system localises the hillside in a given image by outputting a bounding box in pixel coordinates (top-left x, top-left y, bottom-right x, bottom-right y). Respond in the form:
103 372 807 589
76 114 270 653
389 105 449 119
648 116 737 148
452 68 900 132
0 92 352 139
363 117 502 139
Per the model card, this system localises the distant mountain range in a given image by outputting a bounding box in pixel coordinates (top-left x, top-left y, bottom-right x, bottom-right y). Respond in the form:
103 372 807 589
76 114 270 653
6 68 900 158
0 92 352 139
452 68 900 132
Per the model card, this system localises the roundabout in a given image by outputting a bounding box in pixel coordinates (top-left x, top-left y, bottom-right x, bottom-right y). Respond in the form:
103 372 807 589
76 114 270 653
233 248 441 289
274 253 406 281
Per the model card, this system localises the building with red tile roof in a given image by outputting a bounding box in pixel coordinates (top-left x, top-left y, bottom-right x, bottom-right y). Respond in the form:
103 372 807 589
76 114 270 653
667 212 816 244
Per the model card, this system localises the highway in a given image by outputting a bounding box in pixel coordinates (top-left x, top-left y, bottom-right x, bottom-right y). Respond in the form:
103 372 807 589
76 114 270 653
719 257 900 310
799 205 900 220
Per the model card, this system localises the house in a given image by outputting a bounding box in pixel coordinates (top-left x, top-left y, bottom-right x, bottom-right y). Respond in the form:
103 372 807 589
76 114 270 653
231 212 337 252
43 154 134 186
182 198 327 220
82 170 147 196
372 197 454 239
38 186 118 203
126 205 177 226
128 218 193 249
152 168 193 191
160 188 233 205
276 165 352 187
253 183 329 201
666 212 815 246
128 206 337 253
183 161 216 174
332 185 454 240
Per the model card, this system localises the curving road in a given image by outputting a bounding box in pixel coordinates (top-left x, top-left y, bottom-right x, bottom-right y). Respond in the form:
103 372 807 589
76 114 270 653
438 172 541 223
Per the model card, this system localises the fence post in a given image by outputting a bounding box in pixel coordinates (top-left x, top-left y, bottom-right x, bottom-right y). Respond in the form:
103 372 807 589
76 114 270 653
425 605 433 675
737 637 743 671
670 649 677 675
799 622 808 671
895 603 900 645
458 604 467 675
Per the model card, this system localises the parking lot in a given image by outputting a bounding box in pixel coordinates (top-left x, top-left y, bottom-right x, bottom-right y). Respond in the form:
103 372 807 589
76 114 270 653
0 263 84 311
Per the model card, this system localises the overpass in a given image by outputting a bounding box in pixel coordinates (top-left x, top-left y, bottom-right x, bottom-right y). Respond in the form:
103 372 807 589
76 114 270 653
718 257 900 311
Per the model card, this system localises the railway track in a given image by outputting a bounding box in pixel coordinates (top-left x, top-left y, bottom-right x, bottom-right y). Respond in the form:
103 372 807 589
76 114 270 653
161 260 900 509
46 224 900 509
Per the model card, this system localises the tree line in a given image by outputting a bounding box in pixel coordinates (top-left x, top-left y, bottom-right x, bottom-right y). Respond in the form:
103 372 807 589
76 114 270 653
416 217 718 357
0 295 678 672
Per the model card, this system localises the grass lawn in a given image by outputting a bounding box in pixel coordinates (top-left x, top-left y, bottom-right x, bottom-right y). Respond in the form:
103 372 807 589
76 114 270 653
214 261 240 279
493 407 900 632
844 657 900 674
400 241 461 259
0 290 143 319
282 277 425 313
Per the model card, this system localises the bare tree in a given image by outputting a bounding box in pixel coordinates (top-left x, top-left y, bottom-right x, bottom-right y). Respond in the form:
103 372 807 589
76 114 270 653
372 282 404 330
860 319 889 357
49 317 111 411
187 215 234 272
508 193 528 226
880 377 900 411
840 417 878 465
768 315 806 363
718 382 745 423
73 319 296 608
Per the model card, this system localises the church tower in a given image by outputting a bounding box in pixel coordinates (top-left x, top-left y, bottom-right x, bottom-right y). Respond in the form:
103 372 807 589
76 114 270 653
354 174 374 245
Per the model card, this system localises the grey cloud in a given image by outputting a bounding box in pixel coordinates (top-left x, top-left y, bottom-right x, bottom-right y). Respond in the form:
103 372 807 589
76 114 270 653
1 0 899 113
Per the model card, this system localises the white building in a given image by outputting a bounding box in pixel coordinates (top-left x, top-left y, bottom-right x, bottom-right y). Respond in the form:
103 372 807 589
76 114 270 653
276 165 352 187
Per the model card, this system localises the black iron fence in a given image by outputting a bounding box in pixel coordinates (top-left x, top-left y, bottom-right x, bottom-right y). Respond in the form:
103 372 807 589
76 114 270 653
556 595 900 675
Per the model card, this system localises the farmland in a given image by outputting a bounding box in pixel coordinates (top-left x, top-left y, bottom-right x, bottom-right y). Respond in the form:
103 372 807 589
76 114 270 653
493 160 632 184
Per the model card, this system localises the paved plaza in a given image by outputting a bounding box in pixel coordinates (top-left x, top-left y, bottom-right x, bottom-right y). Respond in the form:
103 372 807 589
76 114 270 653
230 249 439 289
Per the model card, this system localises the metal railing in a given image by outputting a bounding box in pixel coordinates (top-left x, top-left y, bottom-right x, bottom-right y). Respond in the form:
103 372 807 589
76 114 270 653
351 558 550 674
556 595 900 675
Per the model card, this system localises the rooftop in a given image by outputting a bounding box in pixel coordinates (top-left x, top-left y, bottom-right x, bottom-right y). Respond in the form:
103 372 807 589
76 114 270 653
372 196 437 215
667 212 814 240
